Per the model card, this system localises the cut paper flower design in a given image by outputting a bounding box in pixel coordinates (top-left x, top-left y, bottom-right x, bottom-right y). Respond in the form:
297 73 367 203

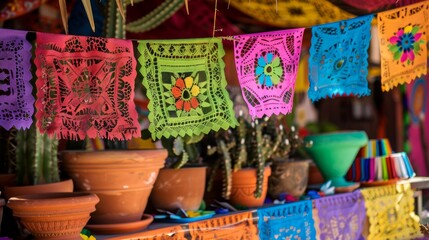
361 184 422 239
255 52 283 88
388 25 424 65
308 15 373 102
171 77 200 112
35 33 140 141
0 29 33 130
234 29 305 119
314 190 366 239
257 200 316 239
378 2 428 91
139 38 238 140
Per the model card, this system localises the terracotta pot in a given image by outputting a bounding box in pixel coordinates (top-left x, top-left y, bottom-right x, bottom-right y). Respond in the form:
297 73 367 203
229 166 271 208
7 192 99 240
4 179 74 200
268 160 310 198
150 167 206 211
61 150 167 224
308 162 325 185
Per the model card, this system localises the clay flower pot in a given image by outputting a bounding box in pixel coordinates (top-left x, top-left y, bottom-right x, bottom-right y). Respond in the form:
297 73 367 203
308 162 325 185
4 179 74 200
7 192 99 240
268 159 310 198
229 166 271 208
150 166 207 211
61 150 167 224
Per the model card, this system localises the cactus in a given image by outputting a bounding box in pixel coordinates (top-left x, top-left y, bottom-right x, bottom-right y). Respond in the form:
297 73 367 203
0 127 17 174
206 115 274 199
252 120 265 198
205 115 312 200
161 134 203 169
15 124 59 185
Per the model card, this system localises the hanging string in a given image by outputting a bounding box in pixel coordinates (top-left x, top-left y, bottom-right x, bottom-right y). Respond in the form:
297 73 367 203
213 0 221 38
3 0 424 44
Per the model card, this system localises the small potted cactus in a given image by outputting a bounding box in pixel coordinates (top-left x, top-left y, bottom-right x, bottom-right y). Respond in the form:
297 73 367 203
265 117 313 199
204 113 277 208
4 124 73 199
1 124 101 240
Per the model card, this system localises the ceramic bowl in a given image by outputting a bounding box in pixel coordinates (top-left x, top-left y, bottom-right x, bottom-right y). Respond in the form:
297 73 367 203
304 131 368 187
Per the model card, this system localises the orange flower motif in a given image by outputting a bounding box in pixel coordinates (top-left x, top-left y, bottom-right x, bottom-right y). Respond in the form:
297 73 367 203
171 77 200 112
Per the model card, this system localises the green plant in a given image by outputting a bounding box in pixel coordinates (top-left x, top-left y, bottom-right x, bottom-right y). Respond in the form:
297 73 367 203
15 124 59 185
140 128 203 169
160 135 203 169
0 127 16 174
205 115 312 200
205 115 273 200
268 118 313 161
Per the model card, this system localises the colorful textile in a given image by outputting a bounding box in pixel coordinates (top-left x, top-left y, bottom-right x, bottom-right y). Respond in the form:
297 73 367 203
257 200 316 240
0 29 34 130
139 38 238 140
227 0 355 28
361 184 422 240
314 191 366 239
35 33 140 140
378 2 428 91
234 29 305 119
308 15 373 102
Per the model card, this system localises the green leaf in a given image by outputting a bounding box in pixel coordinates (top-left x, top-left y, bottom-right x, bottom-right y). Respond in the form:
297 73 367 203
164 91 172 98
163 83 172 90
196 107 203 115
393 51 402 60
167 105 177 111
411 26 419 35
199 95 208 101
177 110 183 117
199 81 207 88
201 102 211 107
414 43 420 52
388 44 399 53
165 97 175 105
190 109 198 116
194 74 199 84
